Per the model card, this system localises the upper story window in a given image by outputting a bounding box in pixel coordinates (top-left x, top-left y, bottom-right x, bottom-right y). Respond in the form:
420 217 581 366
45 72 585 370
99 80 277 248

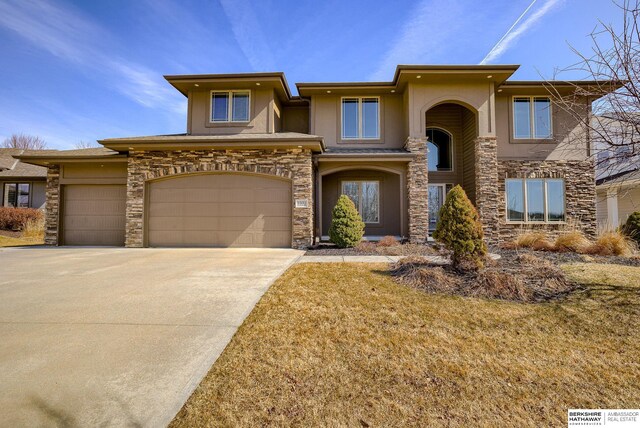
426 128 453 172
513 96 552 139
341 97 379 140
211 90 250 123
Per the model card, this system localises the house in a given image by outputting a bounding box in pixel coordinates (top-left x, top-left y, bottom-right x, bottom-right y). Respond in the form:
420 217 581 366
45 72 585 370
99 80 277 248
595 119 640 228
16 65 607 248
0 149 47 209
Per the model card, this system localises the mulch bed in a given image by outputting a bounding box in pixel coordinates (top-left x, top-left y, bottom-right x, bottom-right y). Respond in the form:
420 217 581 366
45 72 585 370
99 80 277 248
305 242 440 256
496 248 640 267
391 252 578 303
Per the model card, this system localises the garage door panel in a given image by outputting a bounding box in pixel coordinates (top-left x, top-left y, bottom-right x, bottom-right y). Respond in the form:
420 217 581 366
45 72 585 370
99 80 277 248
147 174 291 248
254 188 290 203
63 185 126 246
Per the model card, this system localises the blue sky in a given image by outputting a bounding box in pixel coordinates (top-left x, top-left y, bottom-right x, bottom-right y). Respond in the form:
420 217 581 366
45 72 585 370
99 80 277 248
0 0 622 149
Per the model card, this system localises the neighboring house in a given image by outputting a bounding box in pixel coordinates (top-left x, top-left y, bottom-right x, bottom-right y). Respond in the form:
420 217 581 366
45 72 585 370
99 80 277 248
597 169 640 228
0 149 47 209
594 116 640 229
16 65 608 248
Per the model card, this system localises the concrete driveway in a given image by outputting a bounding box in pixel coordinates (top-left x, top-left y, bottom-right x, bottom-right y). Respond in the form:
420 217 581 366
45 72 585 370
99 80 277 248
0 247 302 427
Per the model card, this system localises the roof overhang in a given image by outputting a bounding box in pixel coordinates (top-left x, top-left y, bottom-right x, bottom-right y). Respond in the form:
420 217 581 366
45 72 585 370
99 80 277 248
99 135 325 152
499 80 624 99
14 154 127 167
315 153 414 162
297 64 520 96
164 72 299 104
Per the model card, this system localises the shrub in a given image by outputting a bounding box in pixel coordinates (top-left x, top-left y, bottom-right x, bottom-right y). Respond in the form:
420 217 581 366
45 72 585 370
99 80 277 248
377 235 400 247
0 207 43 231
433 185 487 270
22 218 45 240
621 211 640 245
328 195 365 248
554 231 592 253
356 241 377 253
585 230 635 256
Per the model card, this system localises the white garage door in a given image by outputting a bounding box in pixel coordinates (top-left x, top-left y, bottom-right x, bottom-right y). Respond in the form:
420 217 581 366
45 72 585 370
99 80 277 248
63 185 126 246
147 174 292 248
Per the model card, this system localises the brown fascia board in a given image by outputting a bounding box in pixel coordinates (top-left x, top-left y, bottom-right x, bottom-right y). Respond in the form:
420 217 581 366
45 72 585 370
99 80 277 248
501 80 624 99
164 72 294 100
297 65 521 93
98 136 325 152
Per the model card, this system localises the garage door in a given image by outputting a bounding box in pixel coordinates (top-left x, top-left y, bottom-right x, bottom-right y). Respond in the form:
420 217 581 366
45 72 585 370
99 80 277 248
63 185 126 246
147 174 291 248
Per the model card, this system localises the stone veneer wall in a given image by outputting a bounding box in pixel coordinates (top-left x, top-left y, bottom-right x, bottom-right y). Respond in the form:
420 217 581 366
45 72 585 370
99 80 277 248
496 159 597 242
474 137 499 243
404 137 429 243
44 165 60 245
125 149 314 249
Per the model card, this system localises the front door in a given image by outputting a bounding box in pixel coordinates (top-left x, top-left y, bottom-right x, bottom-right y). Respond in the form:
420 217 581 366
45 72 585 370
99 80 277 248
428 184 450 231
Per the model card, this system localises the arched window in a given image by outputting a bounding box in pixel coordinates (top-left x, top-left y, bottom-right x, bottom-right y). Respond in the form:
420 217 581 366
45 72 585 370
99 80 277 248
426 128 452 172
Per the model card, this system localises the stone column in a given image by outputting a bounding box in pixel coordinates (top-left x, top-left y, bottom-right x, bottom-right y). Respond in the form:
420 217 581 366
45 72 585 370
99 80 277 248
474 136 499 245
125 154 145 248
404 137 429 243
291 149 314 249
44 165 60 245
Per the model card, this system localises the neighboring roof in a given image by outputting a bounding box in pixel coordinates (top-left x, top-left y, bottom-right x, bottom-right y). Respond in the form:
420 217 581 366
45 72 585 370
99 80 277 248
98 132 325 152
14 147 125 167
0 149 48 178
597 167 640 187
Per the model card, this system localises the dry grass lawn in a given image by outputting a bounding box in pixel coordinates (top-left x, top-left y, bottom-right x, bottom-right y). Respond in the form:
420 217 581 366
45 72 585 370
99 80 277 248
0 234 43 247
171 262 640 427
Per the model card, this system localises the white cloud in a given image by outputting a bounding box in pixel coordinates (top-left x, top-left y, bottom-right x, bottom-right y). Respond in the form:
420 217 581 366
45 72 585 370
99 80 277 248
480 0 562 64
219 0 277 71
0 0 184 114
369 0 465 81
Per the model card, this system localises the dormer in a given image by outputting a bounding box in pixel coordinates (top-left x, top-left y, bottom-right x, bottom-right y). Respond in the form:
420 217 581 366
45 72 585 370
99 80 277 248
165 72 309 136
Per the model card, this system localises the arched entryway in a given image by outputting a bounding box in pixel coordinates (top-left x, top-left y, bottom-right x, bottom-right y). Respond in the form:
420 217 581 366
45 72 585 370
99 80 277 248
425 102 478 230
145 172 292 247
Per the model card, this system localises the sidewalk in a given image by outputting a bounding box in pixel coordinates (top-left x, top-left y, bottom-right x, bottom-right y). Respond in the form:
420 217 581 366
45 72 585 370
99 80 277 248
297 255 449 264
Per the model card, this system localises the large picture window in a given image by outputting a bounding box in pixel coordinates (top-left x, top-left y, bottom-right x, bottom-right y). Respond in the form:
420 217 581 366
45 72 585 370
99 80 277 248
341 97 379 140
506 178 565 222
341 180 380 223
3 183 30 208
211 90 250 122
513 96 552 139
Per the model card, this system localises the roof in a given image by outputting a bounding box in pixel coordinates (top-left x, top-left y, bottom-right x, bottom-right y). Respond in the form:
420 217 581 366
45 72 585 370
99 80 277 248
98 132 325 152
316 147 414 162
597 167 640 186
13 147 125 167
0 149 48 178
297 64 521 95
164 72 300 104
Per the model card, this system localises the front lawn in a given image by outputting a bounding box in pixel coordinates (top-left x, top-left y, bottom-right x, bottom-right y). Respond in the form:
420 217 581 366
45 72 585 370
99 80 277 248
0 231 43 247
171 262 640 427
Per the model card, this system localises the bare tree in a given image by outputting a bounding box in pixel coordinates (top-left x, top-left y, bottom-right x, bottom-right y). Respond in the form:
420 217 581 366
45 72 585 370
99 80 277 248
74 140 99 149
1 133 48 150
545 0 640 180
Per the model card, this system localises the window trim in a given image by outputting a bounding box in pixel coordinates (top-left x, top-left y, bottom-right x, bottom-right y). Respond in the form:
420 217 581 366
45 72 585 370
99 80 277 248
426 127 454 172
340 179 381 224
511 96 553 140
505 178 566 224
2 182 31 208
340 96 381 141
209 90 251 123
